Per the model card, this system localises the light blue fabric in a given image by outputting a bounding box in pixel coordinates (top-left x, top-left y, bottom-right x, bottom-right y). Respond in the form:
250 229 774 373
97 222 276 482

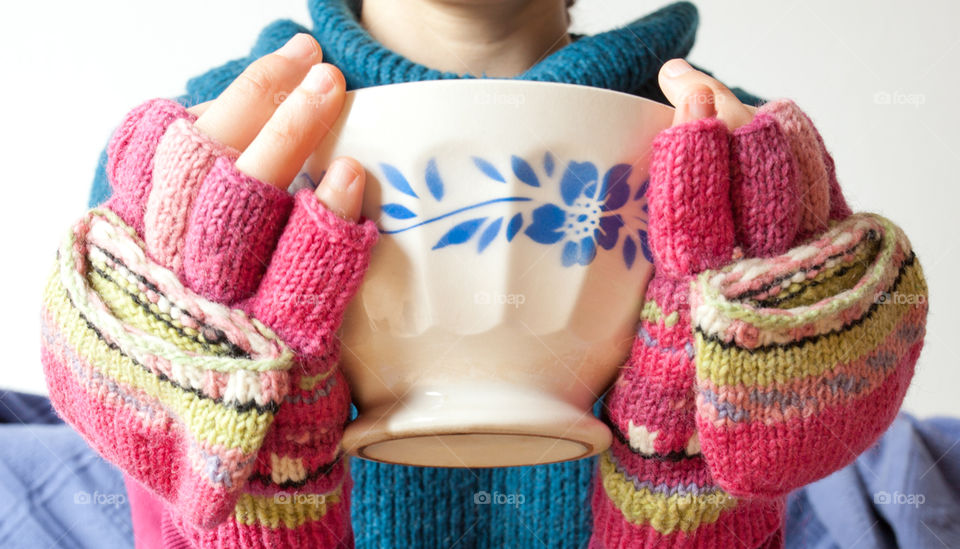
4 388 959 548
0 391 133 549
785 413 960 549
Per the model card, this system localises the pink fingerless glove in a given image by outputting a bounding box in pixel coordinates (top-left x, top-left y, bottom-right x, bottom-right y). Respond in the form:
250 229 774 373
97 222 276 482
590 100 927 549
42 98 379 549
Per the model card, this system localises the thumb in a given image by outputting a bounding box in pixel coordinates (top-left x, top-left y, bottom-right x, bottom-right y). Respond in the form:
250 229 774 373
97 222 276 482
315 157 366 222
671 85 717 126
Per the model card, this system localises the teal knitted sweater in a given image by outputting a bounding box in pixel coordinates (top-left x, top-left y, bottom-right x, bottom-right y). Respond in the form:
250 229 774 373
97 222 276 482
86 2 761 547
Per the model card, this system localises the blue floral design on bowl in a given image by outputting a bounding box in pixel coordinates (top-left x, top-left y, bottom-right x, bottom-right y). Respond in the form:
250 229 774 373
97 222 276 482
362 152 653 270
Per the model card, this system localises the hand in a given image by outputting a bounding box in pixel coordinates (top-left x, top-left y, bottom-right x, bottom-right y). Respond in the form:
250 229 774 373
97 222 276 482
657 58 756 130
89 33 380 543
187 32 364 220
590 58 859 547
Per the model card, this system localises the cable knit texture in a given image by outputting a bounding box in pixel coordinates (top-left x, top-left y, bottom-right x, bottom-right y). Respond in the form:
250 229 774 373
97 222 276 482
43 97 378 548
72 2 926 548
590 101 926 549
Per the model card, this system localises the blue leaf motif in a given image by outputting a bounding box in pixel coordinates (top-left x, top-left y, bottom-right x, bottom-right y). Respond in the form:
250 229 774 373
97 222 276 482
634 178 650 201
433 218 487 249
601 164 632 211
638 230 654 263
380 163 419 198
381 203 417 219
622 236 637 269
506 213 523 241
477 217 503 252
524 204 566 244
596 215 623 250
580 237 597 265
560 161 599 206
473 157 506 182
543 152 555 177
562 237 597 267
561 241 579 267
511 156 540 187
425 158 444 201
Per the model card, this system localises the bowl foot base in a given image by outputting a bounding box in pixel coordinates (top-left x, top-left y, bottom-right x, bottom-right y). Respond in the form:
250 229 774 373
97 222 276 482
342 383 611 468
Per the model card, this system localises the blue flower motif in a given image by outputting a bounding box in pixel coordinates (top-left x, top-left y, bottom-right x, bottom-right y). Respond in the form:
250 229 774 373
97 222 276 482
373 154 651 269
524 161 635 266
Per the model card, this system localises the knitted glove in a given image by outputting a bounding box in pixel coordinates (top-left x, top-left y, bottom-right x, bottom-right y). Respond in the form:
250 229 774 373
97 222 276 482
591 100 927 548
41 98 378 548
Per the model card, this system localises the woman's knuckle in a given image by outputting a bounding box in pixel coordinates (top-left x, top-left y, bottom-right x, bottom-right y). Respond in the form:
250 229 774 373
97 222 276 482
260 122 300 151
235 62 284 99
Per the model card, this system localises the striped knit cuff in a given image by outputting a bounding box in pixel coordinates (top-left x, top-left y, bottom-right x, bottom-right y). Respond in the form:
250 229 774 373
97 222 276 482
590 455 786 549
690 212 927 497
143 118 239 277
40 207 294 529
757 99 846 235
106 98 195 235
168 477 354 549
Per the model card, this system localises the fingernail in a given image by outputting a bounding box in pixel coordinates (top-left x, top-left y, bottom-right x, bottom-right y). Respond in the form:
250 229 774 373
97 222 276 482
663 58 694 78
300 64 337 94
689 89 716 119
275 33 318 61
323 159 360 194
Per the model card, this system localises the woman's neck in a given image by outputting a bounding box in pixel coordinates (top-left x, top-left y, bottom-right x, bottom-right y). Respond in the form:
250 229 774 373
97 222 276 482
360 0 572 78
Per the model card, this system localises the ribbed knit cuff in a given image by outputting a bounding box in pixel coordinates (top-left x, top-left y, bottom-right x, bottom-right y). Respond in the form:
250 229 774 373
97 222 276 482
729 111 800 258
648 116 735 277
182 156 294 304
246 188 379 357
143 118 239 277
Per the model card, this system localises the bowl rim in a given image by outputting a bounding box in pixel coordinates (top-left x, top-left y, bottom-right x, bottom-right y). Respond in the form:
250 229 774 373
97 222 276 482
344 78 678 113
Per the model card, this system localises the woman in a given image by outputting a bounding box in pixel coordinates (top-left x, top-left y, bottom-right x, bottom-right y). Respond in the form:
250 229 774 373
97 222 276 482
41 1 928 547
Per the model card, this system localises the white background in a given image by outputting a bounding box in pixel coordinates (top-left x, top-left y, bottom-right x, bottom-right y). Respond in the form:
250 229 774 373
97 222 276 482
1 1 956 418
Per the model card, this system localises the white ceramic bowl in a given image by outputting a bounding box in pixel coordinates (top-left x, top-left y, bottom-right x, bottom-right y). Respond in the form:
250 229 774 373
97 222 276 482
300 80 673 468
